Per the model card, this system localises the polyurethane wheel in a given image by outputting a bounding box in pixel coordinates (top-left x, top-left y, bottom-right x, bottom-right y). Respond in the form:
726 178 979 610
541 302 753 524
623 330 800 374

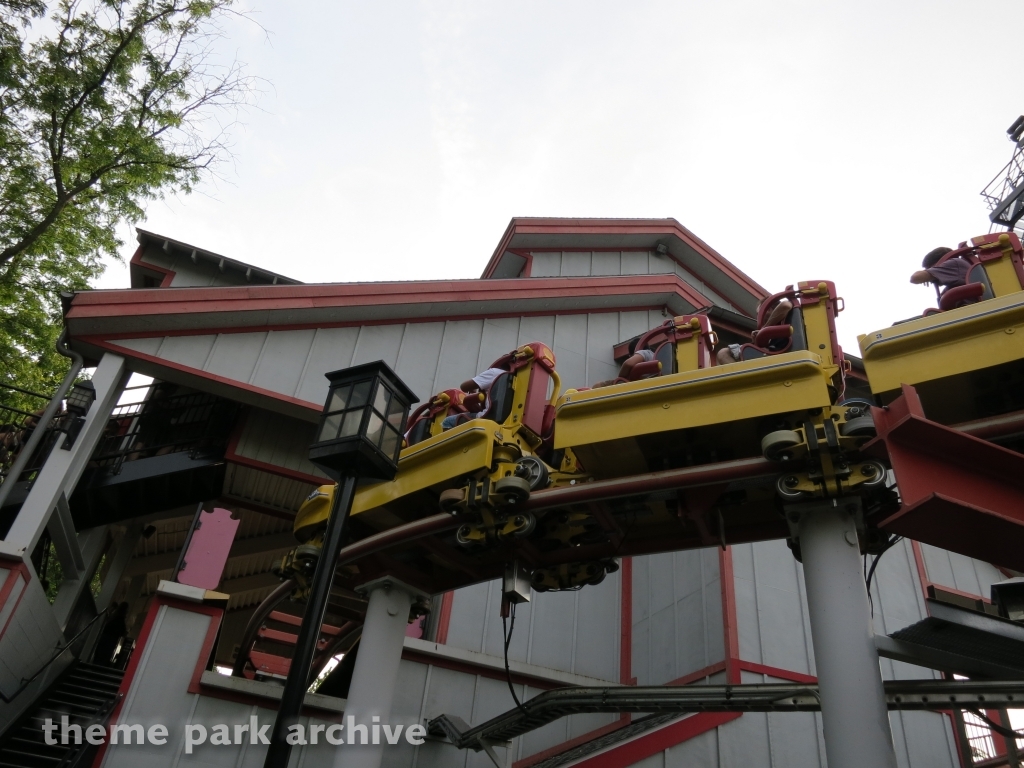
776 474 806 500
509 513 536 537
495 475 531 505
294 544 321 566
515 456 549 491
439 488 464 512
761 429 802 461
858 460 888 488
840 416 876 438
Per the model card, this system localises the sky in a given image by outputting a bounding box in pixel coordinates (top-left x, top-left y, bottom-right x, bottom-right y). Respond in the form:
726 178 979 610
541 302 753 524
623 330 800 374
95 0 1024 353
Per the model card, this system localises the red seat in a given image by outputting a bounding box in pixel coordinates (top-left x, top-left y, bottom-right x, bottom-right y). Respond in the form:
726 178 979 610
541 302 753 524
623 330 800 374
938 282 984 311
626 360 662 381
752 324 792 347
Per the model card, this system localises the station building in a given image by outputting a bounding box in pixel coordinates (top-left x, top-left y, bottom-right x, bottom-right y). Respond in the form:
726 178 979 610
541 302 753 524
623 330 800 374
0 218 1008 768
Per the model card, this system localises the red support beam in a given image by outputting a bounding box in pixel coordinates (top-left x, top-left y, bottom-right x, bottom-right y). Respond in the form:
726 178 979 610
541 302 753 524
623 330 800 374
869 384 1024 571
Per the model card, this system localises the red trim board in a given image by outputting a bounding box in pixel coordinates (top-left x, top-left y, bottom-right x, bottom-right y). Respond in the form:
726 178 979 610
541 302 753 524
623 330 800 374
512 716 631 768
130 247 176 288
0 561 31 641
619 556 633 685
433 591 455 645
719 547 741 684
570 711 741 768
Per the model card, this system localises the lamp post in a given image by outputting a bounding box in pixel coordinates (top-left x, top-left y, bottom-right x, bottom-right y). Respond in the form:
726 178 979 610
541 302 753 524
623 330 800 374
263 361 416 768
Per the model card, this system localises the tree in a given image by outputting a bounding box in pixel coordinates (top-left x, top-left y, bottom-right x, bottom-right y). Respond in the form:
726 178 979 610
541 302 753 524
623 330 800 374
0 0 255 403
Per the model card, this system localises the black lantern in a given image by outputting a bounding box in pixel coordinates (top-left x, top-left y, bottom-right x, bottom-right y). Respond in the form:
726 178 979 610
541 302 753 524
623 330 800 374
308 360 417 481
60 380 96 449
65 381 96 417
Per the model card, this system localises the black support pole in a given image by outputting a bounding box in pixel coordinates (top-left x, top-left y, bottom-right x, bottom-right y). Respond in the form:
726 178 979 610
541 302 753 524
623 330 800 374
263 475 358 768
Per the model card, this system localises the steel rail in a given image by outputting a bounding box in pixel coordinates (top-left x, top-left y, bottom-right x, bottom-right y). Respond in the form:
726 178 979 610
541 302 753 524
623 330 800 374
524 456 782 512
954 407 1024 442
233 513 469 677
429 679 1024 749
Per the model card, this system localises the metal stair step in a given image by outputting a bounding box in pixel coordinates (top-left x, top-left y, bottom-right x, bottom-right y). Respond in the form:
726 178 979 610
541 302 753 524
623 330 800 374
39 699 103 715
0 746 61 764
61 682 121 698
73 665 124 681
46 689 111 706
6 737 64 755
64 674 122 690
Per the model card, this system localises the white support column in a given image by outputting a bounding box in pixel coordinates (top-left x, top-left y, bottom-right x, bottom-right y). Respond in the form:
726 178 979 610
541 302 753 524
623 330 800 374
2 353 128 559
797 500 898 768
51 526 108 628
93 521 143 613
335 578 422 768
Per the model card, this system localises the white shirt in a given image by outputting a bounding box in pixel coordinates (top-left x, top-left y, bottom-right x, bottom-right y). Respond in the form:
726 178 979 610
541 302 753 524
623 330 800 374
472 367 505 392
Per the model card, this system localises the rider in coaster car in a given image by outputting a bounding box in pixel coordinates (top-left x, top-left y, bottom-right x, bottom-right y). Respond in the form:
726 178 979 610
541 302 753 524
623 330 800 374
909 247 977 306
715 297 793 366
592 340 657 388
440 365 505 429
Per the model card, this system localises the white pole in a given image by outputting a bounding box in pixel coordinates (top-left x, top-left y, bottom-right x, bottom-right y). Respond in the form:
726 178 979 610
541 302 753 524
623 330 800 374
334 579 416 768
798 501 898 768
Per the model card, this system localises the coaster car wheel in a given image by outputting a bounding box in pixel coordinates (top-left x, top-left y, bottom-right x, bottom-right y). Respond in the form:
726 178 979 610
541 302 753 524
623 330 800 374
456 524 486 548
776 474 808 500
840 416 876 438
515 456 549 491
501 513 536 539
762 430 802 461
439 488 464 513
857 460 887 488
294 544 321 567
495 476 531 505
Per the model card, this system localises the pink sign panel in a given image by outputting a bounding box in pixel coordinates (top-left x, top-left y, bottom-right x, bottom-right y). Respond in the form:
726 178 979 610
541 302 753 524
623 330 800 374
176 508 240 590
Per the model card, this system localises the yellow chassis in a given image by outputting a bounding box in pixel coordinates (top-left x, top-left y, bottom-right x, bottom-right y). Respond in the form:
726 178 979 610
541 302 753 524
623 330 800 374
554 350 833 453
858 290 1024 395
294 419 499 539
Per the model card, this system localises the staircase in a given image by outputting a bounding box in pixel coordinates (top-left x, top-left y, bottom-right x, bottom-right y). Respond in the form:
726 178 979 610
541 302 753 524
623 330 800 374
0 662 124 768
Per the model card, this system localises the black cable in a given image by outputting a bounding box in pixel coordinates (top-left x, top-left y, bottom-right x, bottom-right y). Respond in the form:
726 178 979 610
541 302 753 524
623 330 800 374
967 708 1024 740
865 536 903 618
502 601 527 714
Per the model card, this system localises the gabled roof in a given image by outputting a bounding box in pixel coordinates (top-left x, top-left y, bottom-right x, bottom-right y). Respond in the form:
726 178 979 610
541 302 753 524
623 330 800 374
66 273 710 338
482 218 767 315
132 229 302 288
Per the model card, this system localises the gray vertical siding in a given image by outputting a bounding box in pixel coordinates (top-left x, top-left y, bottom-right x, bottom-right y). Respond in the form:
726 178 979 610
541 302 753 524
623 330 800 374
919 543 1004 598
443 574 621 682
732 540 816 678
110 309 680 414
524 250 740 311
139 251 260 289
632 549 724 686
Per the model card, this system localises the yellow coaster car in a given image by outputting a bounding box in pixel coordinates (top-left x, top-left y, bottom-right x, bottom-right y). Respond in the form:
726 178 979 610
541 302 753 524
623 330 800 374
859 233 1024 425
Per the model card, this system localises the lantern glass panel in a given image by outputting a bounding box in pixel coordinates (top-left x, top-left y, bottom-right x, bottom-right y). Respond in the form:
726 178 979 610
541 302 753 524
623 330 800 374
349 380 372 409
365 412 384 447
386 397 405 429
380 426 401 459
319 413 342 442
66 384 95 414
339 409 363 438
372 384 390 416
327 386 350 413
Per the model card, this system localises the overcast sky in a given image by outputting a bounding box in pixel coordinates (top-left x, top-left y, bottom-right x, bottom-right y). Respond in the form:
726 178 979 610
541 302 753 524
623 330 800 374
97 0 1024 353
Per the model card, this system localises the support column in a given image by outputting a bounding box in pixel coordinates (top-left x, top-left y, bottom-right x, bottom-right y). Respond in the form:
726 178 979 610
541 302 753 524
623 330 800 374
797 500 898 768
2 353 128 558
335 578 420 768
